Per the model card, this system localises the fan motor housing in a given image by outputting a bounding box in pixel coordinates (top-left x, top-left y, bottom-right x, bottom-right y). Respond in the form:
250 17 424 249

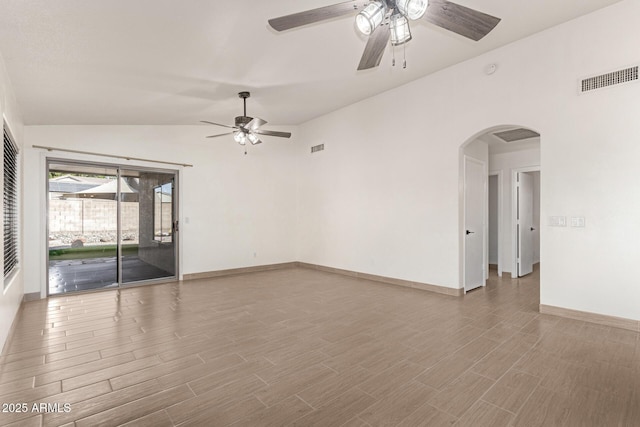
235 116 252 127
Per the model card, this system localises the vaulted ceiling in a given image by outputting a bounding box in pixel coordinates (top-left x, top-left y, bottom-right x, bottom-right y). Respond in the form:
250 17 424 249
0 0 622 126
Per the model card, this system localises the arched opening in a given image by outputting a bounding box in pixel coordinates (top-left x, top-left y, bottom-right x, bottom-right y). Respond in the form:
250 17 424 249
459 125 541 296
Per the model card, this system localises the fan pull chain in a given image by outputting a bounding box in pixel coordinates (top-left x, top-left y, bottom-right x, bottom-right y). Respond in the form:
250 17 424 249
403 43 407 69
392 44 396 67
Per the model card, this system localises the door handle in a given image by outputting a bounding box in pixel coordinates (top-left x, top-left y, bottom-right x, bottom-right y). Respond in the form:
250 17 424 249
466 230 474 235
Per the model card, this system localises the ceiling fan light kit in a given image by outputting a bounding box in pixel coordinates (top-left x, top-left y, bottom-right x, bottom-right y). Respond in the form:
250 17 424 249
268 0 501 71
233 131 248 145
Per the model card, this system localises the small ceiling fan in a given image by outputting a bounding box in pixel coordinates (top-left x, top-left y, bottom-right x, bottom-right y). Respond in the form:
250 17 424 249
268 0 501 70
202 91 292 146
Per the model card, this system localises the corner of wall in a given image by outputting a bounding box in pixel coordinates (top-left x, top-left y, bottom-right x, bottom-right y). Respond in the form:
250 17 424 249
0 49 25 353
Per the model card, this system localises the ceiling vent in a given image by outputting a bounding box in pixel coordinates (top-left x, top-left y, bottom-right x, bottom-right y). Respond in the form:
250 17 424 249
311 144 324 153
580 66 638 93
493 128 540 143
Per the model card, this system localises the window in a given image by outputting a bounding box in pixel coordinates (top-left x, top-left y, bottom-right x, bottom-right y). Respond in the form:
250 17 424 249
4 125 19 284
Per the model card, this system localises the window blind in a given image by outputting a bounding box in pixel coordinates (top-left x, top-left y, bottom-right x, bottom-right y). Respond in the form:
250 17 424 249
4 126 19 280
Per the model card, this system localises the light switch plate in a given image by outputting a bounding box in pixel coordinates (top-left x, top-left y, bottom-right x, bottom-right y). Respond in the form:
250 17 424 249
550 216 566 227
571 217 585 227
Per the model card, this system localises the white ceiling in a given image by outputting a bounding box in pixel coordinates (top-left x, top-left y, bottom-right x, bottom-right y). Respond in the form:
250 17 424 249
0 0 622 126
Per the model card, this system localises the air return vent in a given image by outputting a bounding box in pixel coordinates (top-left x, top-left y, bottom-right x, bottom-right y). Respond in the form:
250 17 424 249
311 144 324 153
494 128 540 143
580 66 638 93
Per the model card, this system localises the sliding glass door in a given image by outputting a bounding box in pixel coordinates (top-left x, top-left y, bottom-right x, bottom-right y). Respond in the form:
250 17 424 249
120 169 176 284
47 160 178 295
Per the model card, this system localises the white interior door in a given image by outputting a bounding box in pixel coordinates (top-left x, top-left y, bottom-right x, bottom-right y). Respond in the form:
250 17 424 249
464 157 485 292
517 172 534 277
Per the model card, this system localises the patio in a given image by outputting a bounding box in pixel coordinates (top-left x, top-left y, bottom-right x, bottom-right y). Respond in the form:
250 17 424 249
48 255 174 295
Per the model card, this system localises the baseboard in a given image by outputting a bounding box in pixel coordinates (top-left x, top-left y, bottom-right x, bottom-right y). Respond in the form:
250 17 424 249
540 304 640 332
180 261 463 297
297 262 463 297
23 292 41 302
183 262 298 281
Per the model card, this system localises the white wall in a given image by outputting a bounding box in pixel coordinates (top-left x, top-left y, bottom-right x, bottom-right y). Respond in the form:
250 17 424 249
23 125 299 296
297 0 640 320
0 50 24 353
489 147 541 273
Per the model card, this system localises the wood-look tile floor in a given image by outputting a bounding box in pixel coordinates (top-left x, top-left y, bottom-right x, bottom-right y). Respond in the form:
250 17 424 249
1 266 639 426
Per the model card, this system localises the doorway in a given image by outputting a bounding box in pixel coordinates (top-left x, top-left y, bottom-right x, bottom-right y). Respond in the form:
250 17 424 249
47 160 178 295
460 125 540 291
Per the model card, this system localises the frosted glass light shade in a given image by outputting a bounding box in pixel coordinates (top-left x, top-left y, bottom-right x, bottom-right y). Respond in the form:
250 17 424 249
390 14 411 45
234 131 247 145
397 0 427 20
355 1 387 35
247 132 260 145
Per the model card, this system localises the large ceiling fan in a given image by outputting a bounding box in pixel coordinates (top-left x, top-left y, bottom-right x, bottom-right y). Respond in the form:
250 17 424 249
268 0 501 70
202 91 292 147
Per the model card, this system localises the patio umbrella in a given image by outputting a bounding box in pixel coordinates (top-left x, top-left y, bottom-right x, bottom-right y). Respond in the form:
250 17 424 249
64 178 138 201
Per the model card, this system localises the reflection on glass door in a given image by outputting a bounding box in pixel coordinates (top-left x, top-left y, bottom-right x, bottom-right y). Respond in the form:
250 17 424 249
120 170 176 284
48 163 119 294
47 161 178 295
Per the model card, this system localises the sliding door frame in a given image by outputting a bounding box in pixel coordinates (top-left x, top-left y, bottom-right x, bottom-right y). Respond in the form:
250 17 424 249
46 158 180 296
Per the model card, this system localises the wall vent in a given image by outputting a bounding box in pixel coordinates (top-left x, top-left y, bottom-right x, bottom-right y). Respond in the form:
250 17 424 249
311 144 324 153
580 66 638 93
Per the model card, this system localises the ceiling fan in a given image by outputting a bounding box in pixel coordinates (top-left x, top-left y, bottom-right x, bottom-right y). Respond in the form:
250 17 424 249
202 91 292 147
268 0 501 70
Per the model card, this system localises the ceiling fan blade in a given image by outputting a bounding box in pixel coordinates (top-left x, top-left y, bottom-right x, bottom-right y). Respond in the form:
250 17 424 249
206 132 234 139
424 0 500 41
268 1 367 31
201 120 237 129
357 21 390 71
254 129 292 138
246 117 267 131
